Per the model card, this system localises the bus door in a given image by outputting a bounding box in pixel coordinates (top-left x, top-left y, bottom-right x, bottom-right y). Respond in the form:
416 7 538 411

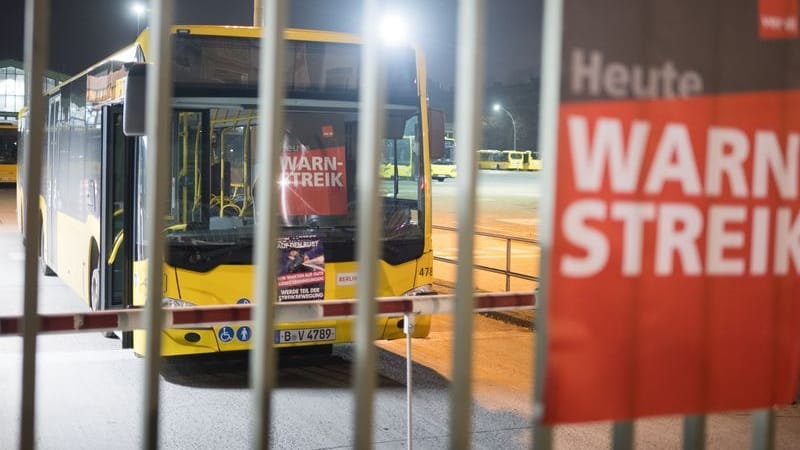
98 106 134 312
43 94 61 273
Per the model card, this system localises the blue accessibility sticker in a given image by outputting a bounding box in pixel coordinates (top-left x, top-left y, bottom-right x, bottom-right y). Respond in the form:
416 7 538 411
236 298 251 304
218 326 234 343
236 326 252 342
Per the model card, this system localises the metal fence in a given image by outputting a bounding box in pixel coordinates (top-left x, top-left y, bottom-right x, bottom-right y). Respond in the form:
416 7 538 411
432 223 538 292
10 0 788 449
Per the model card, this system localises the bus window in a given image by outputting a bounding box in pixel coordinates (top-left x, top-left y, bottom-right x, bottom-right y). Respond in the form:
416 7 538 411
0 125 17 183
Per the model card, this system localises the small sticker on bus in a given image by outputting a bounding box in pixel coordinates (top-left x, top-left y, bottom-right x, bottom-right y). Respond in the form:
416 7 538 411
336 272 358 286
218 326 234 343
236 326 252 342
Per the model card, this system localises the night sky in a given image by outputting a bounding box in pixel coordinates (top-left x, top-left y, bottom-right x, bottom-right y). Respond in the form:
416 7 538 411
0 0 542 88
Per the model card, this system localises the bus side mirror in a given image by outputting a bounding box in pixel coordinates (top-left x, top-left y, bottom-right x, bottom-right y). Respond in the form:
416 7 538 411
123 63 147 137
428 109 445 160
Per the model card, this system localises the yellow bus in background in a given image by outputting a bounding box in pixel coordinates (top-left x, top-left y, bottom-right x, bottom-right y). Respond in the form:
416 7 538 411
18 25 444 356
0 121 17 184
431 136 456 181
380 135 416 179
478 149 524 170
522 150 542 171
477 149 500 169
498 150 525 170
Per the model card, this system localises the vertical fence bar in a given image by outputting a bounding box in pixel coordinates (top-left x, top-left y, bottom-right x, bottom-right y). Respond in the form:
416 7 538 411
450 0 486 448
683 415 706 450
251 1 287 449
20 0 50 448
142 0 174 448
533 0 564 448
751 410 775 450
612 421 634 450
353 0 387 447
505 239 512 291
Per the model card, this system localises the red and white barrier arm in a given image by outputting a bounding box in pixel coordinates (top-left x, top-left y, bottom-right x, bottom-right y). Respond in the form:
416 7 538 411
0 291 535 336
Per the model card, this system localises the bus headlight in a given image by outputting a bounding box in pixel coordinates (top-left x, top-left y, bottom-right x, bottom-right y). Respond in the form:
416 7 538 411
401 284 434 296
162 297 197 308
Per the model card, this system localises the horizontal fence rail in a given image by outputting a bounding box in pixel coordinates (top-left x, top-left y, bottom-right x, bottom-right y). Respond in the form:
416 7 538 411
432 224 539 291
0 292 536 336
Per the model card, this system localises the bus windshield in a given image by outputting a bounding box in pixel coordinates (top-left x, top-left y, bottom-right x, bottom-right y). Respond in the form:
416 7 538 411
157 104 424 271
0 128 17 164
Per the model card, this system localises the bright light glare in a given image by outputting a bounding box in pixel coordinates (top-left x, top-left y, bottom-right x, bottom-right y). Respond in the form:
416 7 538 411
493 103 501 111
131 3 146 16
379 14 408 46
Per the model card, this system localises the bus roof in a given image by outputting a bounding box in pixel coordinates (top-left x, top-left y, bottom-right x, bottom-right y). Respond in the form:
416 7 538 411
48 25 422 96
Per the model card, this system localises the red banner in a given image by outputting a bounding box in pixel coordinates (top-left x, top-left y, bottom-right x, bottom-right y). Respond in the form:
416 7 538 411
545 90 800 423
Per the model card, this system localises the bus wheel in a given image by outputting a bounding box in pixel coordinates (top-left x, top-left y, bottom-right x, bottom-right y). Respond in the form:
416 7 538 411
39 228 55 276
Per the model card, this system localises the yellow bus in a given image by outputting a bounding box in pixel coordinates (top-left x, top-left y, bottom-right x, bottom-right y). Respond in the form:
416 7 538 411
521 150 542 171
477 149 524 170
431 136 456 181
18 25 443 356
477 149 500 170
0 121 17 184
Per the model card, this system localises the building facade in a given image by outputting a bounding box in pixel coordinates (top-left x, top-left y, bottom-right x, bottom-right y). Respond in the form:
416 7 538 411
0 59 69 122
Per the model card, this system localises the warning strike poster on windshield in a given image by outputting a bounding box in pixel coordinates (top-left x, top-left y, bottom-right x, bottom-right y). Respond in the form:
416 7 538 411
544 0 800 423
280 146 348 216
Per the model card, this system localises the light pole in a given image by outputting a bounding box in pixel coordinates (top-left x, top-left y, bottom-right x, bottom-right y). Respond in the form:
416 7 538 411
493 103 517 151
132 3 146 35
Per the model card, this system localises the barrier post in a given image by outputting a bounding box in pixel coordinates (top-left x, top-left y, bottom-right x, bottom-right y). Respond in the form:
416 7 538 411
404 312 416 450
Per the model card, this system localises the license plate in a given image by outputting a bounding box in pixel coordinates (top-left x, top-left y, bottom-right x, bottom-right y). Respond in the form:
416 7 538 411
274 327 336 344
